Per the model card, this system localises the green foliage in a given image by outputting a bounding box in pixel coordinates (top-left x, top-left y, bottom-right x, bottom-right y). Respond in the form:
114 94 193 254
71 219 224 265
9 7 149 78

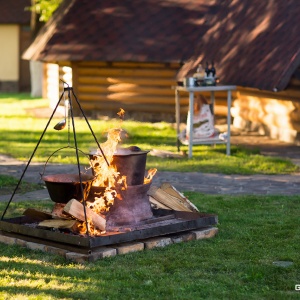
0 194 299 299
30 0 62 22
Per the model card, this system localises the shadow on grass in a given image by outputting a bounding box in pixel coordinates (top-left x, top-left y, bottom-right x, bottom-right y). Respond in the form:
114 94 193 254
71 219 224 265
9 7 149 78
0 194 299 299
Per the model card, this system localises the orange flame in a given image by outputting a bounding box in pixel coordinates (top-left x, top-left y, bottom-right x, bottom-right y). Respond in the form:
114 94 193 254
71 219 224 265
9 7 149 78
81 109 158 236
91 128 123 187
117 108 125 119
76 219 106 236
87 187 117 214
144 168 157 184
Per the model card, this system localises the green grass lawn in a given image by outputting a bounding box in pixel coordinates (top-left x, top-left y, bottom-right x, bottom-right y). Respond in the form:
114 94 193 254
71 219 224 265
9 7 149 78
0 93 298 175
0 174 41 195
0 194 299 299
0 94 299 299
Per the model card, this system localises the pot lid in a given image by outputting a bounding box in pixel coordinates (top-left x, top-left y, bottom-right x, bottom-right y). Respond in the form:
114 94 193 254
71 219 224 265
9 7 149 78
90 146 149 156
113 146 149 156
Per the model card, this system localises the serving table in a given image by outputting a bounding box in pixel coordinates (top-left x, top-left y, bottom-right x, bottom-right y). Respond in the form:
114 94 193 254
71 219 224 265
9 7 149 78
174 85 236 158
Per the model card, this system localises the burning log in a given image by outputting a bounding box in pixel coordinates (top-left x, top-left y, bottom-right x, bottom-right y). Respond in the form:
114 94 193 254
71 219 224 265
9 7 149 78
148 183 199 212
63 199 106 231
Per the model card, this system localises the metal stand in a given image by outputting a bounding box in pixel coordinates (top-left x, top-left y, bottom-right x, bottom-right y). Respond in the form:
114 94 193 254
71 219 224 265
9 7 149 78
174 85 236 158
1 82 108 238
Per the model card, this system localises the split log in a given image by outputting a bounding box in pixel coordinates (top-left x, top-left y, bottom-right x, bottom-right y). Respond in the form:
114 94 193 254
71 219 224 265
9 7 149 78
23 208 53 221
63 199 106 231
160 183 199 212
149 196 171 210
38 219 78 229
148 186 192 212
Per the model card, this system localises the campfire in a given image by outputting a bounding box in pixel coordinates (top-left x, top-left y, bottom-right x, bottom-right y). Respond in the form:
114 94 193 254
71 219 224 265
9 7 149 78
28 109 199 237
33 108 160 236
0 87 217 257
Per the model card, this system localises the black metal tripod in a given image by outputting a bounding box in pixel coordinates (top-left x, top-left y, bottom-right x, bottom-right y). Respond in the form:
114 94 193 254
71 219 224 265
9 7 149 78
1 81 109 237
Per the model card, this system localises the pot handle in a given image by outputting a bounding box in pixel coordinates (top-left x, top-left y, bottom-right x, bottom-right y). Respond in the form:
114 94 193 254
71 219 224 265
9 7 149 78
40 146 90 178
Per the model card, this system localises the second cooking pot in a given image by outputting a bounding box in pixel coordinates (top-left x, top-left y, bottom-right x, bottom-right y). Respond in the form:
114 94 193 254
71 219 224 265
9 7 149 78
90 146 149 186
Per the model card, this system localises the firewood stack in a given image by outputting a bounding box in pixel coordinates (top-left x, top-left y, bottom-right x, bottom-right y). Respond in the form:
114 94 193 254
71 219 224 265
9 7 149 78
147 182 199 212
22 182 199 235
23 199 107 234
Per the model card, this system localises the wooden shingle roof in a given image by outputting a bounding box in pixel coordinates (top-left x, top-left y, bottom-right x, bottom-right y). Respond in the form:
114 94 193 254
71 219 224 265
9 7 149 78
23 0 300 92
177 0 300 91
23 0 219 63
0 0 31 24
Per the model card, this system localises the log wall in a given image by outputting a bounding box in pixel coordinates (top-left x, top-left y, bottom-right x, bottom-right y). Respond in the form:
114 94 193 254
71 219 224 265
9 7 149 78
71 61 231 122
232 81 300 143
44 61 235 122
72 61 184 121
44 60 300 144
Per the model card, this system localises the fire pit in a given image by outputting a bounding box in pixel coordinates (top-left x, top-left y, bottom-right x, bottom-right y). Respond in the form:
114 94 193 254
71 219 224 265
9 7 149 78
0 85 218 259
0 210 217 254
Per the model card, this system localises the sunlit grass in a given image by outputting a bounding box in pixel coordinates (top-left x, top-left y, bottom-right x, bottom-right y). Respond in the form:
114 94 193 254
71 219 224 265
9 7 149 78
0 93 49 117
0 93 298 174
0 194 299 299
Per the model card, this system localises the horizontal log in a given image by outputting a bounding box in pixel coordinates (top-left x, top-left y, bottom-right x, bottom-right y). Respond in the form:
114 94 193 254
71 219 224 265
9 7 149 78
238 87 300 102
78 84 176 96
78 76 176 86
287 77 300 87
214 105 229 116
77 61 110 68
75 99 226 118
77 93 228 108
77 61 180 69
232 107 300 131
78 67 177 78
78 92 187 105
75 101 224 117
74 100 189 115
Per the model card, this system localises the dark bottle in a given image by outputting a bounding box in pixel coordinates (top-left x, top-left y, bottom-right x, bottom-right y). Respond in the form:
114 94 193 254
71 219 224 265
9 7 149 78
211 61 216 77
205 61 210 77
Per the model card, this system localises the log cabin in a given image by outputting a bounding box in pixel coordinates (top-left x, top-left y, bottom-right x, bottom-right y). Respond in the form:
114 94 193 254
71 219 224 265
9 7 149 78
0 0 31 92
23 0 300 143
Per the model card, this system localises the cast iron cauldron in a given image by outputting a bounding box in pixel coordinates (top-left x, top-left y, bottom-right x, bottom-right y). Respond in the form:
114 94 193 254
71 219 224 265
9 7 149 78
90 146 149 186
42 173 94 203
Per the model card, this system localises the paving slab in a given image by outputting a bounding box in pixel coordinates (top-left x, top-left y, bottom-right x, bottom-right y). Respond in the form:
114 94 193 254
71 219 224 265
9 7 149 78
1 130 300 202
